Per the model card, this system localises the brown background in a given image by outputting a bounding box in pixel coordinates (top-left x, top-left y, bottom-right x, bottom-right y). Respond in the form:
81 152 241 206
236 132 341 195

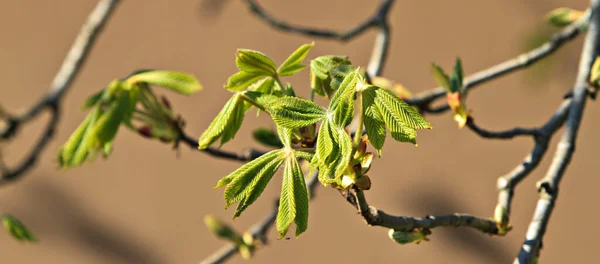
0 0 598 263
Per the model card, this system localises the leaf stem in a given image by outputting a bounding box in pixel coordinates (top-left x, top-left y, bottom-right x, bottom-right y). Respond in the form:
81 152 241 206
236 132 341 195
240 92 266 112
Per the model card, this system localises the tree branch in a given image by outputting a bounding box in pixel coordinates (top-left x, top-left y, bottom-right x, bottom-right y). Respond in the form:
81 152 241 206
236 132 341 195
515 1 600 263
405 12 589 110
244 0 395 76
199 171 320 264
0 0 120 184
466 117 540 139
178 130 266 162
343 189 499 235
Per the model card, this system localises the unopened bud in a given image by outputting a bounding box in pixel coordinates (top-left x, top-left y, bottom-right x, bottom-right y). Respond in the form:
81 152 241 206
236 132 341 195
388 228 431 245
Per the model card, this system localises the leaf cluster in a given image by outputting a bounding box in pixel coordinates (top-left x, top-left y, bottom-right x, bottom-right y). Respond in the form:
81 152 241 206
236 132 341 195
58 70 202 169
200 44 431 238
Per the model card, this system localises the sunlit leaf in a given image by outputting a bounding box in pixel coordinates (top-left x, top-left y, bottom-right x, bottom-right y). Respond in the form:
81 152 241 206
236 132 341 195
226 71 265 91
278 43 314 76
276 154 309 238
236 49 277 76
128 70 202 95
431 63 453 93
2 215 36 242
258 95 327 129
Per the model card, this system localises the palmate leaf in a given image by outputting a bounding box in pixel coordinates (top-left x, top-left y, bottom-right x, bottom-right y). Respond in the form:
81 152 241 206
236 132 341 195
276 153 309 238
257 95 327 129
216 150 285 213
2 215 36 242
198 94 248 149
127 70 202 95
362 87 386 156
236 49 277 76
58 85 136 169
361 86 430 151
226 71 265 91
278 43 314 76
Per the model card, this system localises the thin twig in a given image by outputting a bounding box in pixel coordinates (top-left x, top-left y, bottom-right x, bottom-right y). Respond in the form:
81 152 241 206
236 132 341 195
199 171 320 264
515 1 600 263
0 0 120 184
178 130 266 162
405 12 589 111
466 117 540 139
345 190 499 235
496 99 571 225
244 0 395 76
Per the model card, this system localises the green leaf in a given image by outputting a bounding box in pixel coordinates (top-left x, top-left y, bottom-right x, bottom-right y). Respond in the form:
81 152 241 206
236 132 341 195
128 70 202 95
91 90 132 146
236 49 277 76
215 150 285 218
451 58 463 92
233 156 285 218
81 90 103 110
276 154 309 238
225 71 265 91
362 87 386 156
329 69 360 127
277 126 293 149
431 63 453 93
375 88 430 145
258 95 327 129
296 151 314 162
313 120 352 185
310 56 352 97
252 77 275 94
375 88 431 130
278 43 314 76
329 64 355 92
198 94 248 149
252 128 284 148
2 215 36 242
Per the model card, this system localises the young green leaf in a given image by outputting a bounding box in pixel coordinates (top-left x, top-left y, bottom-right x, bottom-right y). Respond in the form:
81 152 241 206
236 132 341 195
278 43 314 76
451 58 464 92
215 150 285 218
91 90 133 147
127 70 202 95
375 88 431 130
258 96 327 129
198 94 248 149
277 126 293 149
362 87 386 156
310 56 352 97
233 156 285 218
276 154 309 238
226 71 265 91
252 128 284 148
2 215 36 242
329 69 360 127
375 88 430 145
236 49 277 76
545 7 585 27
431 63 453 93
252 77 276 94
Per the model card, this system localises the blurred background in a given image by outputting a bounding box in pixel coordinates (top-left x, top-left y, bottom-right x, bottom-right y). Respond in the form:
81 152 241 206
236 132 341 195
0 0 597 263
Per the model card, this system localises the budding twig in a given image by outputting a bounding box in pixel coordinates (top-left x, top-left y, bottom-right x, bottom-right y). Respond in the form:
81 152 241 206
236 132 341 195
0 0 120 185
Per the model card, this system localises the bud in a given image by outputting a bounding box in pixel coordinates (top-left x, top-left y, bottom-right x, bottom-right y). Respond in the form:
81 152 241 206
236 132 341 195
388 228 431 245
354 175 371 190
545 8 585 27
204 215 243 245
493 204 512 235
